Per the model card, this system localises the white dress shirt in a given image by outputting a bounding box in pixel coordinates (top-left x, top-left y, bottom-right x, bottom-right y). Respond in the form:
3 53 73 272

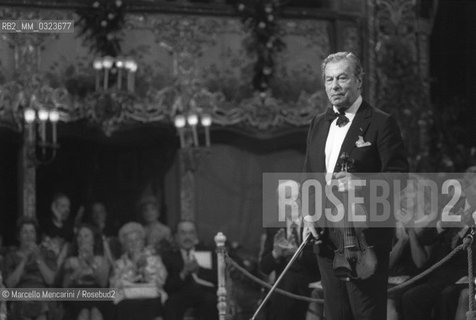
325 95 362 174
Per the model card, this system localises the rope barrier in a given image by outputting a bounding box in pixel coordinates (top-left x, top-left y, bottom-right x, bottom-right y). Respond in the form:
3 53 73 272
225 254 324 303
388 242 466 294
225 240 472 303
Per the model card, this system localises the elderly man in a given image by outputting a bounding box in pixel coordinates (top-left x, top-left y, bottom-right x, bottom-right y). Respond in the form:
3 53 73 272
162 220 217 320
303 52 408 320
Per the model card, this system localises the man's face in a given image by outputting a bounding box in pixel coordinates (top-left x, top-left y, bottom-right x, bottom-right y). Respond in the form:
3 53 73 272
324 60 362 110
176 221 198 251
52 196 70 222
92 203 107 225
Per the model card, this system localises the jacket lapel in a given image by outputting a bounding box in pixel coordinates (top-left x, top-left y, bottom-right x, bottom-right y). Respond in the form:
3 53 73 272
333 101 372 172
315 115 332 172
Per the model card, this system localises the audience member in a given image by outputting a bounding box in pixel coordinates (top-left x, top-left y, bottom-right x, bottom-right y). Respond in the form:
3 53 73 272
162 220 218 320
260 225 320 320
88 201 121 264
42 193 74 243
62 224 110 320
89 202 118 238
41 193 75 266
3 217 56 320
401 167 476 320
387 176 433 320
111 222 167 320
138 196 171 254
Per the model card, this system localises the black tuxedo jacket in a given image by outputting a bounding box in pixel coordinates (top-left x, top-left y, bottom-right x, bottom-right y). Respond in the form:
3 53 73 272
303 101 409 252
162 244 217 295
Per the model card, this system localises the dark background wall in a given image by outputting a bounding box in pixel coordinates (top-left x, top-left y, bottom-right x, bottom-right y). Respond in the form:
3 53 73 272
430 0 476 150
0 129 19 246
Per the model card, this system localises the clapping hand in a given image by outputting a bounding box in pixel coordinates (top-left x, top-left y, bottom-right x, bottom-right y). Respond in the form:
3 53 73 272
272 229 297 259
181 253 199 279
395 221 409 242
79 249 95 267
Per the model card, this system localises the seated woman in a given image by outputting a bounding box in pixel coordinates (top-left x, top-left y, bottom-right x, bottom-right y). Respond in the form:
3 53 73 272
400 167 476 320
387 176 433 320
111 222 167 320
3 217 56 320
62 224 110 320
87 201 122 265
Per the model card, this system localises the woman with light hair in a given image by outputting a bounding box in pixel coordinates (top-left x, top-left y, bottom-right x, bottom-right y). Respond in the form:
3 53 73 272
111 222 167 320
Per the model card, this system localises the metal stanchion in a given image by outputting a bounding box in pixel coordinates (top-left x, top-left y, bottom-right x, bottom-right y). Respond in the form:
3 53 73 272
465 228 476 320
215 232 228 320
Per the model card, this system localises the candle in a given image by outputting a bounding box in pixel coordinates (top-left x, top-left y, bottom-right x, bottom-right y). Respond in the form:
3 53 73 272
178 128 185 148
200 114 212 147
37 109 49 144
174 115 186 148
116 59 124 90
27 122 34 143
39 121 46 143
24 108 36 143
49 110 59 145
93 58 104 92
204 126 210 147
187 113 199 147
129 61 137 93
95 70 100 91
117 68 122 90
104 69 109 90
102 56 114 90
191 125 198 147
52 122 57 145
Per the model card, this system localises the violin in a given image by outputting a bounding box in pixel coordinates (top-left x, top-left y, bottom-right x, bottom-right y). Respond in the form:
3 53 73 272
328 153 377 281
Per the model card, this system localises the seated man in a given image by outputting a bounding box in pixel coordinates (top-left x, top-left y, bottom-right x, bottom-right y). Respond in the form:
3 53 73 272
162 220 218 320
40 193 75 266
41 193 74 244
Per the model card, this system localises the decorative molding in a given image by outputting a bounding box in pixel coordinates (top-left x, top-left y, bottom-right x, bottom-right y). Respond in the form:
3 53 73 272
0 0 361 20
0 4 363 137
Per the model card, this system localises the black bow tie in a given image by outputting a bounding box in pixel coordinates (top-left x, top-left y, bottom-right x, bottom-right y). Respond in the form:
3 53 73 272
326 108 349 127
